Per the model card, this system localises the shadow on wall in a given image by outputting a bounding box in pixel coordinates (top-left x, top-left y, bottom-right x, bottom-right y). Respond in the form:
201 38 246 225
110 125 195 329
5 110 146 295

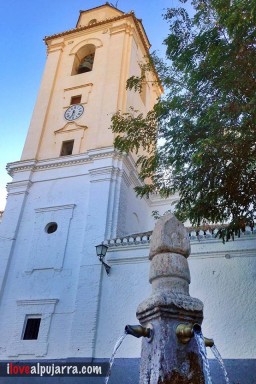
130 212 140 234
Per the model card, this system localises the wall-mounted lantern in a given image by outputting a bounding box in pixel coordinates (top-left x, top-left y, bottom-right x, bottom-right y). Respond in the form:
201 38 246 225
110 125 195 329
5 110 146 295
95 243 111 275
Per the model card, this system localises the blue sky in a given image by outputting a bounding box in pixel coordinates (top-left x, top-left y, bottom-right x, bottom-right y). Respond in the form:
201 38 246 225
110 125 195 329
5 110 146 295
0 0 182 210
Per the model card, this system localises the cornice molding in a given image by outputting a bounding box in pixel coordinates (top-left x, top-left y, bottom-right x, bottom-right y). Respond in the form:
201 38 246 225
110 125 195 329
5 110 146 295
121 154 143 187
107 236 256 266
88 165 123 183
148 193 178 207
44 13 149 50
6 148 120 176
109 22 135 37
7 180 33 195
107 246 256 265
190 248 256 259
47 41 65 54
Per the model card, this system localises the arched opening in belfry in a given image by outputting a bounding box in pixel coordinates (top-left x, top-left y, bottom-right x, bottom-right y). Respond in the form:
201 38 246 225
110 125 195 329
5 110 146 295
71 44 96 75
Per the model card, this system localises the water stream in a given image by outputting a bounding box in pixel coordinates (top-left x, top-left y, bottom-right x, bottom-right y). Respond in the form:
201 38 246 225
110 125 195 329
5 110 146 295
211 345 230 384
194 330 213 384
105 333 127 384
105 328 230 384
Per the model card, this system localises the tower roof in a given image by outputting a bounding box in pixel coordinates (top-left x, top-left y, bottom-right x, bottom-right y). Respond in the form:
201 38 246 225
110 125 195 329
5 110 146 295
76 2 124 27
44 3 151 51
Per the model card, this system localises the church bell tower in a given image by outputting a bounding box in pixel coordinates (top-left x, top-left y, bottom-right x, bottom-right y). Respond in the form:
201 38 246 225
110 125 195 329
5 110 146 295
0 4 161 361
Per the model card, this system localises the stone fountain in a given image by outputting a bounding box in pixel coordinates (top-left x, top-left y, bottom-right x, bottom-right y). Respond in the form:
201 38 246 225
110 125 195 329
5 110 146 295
135 213 205 383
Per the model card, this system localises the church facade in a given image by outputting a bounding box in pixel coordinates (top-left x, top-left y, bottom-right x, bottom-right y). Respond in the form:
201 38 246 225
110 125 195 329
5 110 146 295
0 4 255 383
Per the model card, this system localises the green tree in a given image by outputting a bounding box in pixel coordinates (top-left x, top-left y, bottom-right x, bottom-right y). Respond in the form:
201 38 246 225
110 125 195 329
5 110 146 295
111 0 256 237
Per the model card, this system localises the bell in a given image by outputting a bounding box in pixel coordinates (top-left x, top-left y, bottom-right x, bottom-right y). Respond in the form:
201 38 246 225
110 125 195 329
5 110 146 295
78 53 94 74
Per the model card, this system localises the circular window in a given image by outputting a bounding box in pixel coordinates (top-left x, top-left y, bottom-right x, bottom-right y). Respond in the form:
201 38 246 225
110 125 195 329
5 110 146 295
45 222 58 234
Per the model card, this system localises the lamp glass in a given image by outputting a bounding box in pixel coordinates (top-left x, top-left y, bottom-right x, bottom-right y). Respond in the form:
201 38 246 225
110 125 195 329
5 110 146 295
95 243 108 258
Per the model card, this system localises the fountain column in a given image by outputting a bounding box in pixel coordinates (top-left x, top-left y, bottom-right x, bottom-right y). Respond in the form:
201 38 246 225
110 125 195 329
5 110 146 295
137 214 205 384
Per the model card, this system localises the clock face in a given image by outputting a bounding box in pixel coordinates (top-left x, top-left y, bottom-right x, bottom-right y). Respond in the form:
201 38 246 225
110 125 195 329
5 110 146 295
64 104 84 121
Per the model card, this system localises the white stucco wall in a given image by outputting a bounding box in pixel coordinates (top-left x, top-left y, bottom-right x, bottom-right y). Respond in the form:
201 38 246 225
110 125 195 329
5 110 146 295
96 234 256 360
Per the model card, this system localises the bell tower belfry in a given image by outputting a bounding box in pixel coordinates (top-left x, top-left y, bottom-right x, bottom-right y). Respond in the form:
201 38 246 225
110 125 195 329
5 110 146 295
0 4 162 361
21 4 161 161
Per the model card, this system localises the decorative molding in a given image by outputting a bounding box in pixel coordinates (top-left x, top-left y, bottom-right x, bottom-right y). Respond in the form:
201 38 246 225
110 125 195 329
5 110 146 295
44 13 149 50
47 41 65 54
121 170 132 188
54 122 87 134
120 154 144 188
6 160 36 176
17 299 59 307
190 249 256 259
35 204 76 213
109 22 135 37
87 146 116 159
64 83 93 92
106 228 256 249
69 37 103 55
148 193 178 207
107 237 256 265
89 166 123 184
63 83 93 108
109 255 148 265
7 180 33 195
6 148 119 176
26 205 75 273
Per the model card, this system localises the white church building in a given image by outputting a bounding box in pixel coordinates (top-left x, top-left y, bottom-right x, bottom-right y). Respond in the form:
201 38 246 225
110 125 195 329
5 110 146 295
0 3 255 383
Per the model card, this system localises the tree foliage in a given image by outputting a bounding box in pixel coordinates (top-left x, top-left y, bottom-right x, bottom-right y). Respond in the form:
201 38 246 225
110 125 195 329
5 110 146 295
111 0 256 231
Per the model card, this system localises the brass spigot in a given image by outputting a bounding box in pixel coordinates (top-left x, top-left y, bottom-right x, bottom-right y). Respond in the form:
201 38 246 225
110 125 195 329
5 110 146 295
125 325 152 339
176 323 214 347
204 337 214 347
176 323 198 344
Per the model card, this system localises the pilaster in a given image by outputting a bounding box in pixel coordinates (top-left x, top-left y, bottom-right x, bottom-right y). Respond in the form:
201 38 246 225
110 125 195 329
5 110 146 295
0 178 32 300
21 39 65 160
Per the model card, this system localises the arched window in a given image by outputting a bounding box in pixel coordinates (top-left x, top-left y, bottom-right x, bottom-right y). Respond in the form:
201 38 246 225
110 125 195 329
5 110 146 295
71 44 96 75
88 19 97 26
